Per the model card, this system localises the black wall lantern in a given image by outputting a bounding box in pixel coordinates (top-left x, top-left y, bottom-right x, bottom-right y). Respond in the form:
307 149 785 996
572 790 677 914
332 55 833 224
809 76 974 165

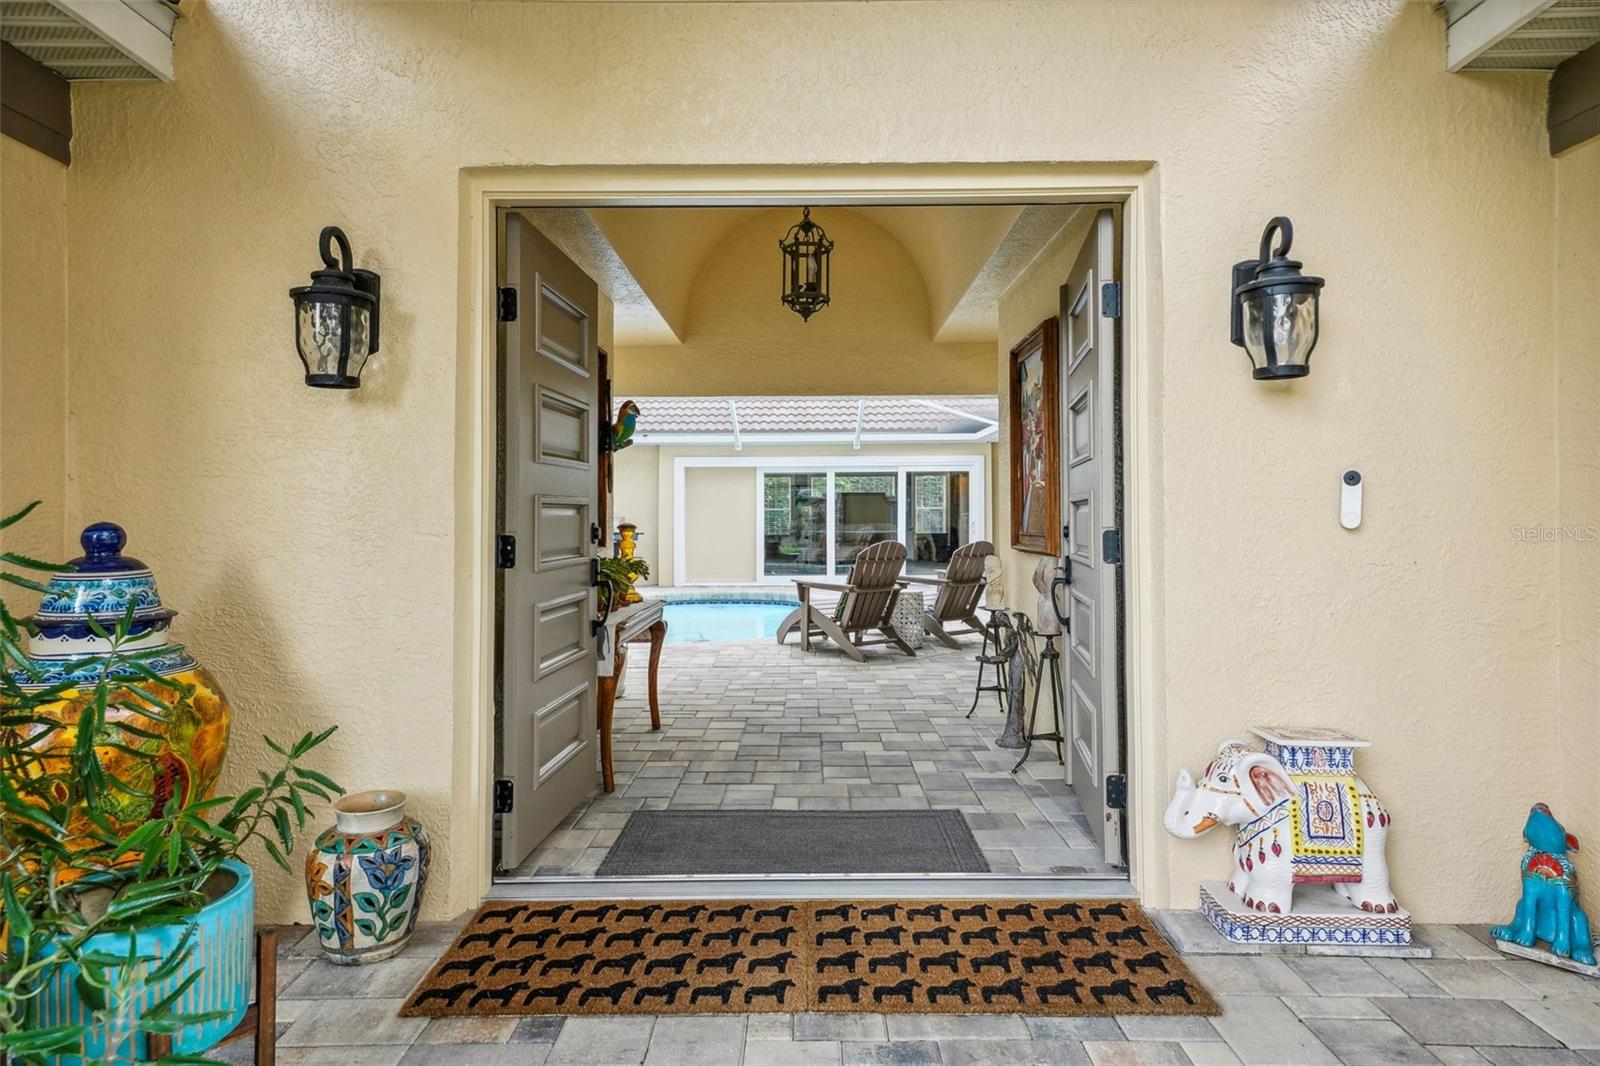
1230 216 1323 380
778 206 833 321
289 226 381 388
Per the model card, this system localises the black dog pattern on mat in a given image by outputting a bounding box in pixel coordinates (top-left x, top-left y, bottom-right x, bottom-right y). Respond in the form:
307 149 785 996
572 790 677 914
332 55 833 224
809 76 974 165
401 899 1213 1017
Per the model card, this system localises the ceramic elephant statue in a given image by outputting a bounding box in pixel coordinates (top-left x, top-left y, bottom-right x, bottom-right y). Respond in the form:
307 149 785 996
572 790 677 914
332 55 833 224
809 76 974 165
1164 740 1397 916
1491 803 1596 967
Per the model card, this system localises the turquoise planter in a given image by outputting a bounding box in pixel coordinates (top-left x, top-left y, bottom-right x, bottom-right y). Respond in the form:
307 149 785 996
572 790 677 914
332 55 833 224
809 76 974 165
28 860 254 1065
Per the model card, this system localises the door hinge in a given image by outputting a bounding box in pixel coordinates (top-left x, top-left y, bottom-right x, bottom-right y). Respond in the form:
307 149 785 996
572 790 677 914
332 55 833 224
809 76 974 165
493 779 514 814
1101 528 1122 565
1101 281 1122 319
497 286 518 323
496 534 516 569
1105 773 1128 810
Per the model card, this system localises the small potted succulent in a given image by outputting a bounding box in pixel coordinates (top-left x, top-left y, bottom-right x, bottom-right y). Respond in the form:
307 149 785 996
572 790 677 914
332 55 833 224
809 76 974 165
0 503 343 1063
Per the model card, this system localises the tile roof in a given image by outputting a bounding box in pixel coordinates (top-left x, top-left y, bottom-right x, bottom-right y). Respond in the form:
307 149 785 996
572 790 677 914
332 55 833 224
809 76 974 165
627 395 999 437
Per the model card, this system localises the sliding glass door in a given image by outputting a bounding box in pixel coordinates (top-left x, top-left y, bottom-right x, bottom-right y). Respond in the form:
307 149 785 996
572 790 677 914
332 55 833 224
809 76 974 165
762 473 827 576
833 473 898 576
907 471 972 575
751 460 985 582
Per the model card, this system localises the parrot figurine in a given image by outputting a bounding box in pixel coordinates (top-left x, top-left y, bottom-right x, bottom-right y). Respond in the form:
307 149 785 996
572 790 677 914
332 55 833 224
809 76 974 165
611 400 639 452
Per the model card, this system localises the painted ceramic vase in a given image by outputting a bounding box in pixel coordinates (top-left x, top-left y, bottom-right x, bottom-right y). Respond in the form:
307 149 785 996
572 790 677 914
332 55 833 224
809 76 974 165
306 790 431 965
7 523 230 864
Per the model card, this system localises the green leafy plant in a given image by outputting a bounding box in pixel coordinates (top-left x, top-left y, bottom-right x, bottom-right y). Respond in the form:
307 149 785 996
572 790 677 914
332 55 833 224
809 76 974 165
0 502 344 1064
596 556 649 610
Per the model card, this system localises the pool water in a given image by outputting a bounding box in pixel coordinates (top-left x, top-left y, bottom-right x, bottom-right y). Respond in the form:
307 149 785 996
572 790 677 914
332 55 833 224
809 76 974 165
662 600 800 643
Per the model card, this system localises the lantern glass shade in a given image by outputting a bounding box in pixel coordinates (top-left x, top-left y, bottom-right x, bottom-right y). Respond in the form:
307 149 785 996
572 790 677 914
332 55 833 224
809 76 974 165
1239 288 1318 378
295 297 373 385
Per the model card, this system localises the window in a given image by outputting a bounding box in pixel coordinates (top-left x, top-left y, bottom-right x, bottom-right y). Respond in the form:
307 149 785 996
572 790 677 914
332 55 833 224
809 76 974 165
913 474 946 534
764 475 793 535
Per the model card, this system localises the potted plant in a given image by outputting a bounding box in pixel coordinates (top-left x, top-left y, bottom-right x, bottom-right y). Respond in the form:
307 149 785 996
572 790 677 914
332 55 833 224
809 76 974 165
596 556 649 611
0 502 343 1064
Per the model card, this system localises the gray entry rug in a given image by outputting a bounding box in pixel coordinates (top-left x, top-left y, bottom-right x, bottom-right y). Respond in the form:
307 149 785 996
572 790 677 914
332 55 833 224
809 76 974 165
595 809 990 876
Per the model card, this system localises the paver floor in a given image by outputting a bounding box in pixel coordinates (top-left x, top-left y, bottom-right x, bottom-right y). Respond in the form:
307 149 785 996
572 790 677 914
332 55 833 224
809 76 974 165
504 634 1113 879
227 921 1600 1064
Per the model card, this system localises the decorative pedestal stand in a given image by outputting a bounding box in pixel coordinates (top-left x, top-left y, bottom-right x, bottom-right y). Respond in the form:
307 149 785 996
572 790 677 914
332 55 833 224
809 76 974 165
1010 615 1066 775
1199 727 1415 950
1198 883 1415 949
967 608 1016 730
1494 936 1600 978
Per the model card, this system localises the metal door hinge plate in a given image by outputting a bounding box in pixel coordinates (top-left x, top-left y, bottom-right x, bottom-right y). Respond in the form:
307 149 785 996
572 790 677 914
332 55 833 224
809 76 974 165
493 779 514 814
1106 773 1128 810
496 534 516 569
1101 281 1122 319
1101 528 1122 565
497 286 518 323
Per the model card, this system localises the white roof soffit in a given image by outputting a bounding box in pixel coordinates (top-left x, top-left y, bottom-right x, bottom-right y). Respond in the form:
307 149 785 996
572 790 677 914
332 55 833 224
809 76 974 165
1443 0 1600 71
0 0 177 81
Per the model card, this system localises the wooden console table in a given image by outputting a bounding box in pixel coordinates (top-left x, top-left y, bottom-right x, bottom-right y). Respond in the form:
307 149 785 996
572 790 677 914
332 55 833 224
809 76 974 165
596 599 666 793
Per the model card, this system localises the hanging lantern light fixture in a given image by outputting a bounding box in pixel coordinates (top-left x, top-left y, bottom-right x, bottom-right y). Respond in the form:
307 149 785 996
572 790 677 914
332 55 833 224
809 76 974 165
1230 216 1323 380
289 226 381 389
778 206 833 321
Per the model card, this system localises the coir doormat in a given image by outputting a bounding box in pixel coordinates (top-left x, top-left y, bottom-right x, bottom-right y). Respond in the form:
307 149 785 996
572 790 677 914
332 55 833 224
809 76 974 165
401 899 1216 1017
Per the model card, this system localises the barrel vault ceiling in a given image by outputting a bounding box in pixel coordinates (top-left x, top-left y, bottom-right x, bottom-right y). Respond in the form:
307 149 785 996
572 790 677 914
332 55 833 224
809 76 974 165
521 204 1086 348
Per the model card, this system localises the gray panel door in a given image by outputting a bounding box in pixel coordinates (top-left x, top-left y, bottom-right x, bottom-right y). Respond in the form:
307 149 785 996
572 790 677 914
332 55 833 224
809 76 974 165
499 212 601 871
1060 208 1124 866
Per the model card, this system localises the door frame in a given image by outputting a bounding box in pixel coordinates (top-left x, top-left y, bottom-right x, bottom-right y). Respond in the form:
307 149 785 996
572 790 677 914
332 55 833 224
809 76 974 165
450 164 1167 917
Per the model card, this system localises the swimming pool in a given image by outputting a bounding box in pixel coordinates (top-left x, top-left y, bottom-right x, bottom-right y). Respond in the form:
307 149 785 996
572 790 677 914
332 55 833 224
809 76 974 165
662 599 800 643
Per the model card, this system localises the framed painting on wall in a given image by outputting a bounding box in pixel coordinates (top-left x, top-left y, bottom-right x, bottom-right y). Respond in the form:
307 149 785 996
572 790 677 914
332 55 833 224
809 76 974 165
1008 317 1060 555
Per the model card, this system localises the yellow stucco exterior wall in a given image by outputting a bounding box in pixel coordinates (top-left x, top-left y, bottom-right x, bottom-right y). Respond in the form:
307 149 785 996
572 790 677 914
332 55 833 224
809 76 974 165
995 209 1097 618
681 467 759 583
614 207 994 396
0 138 69 572
48 0 1579 923
1555 138 1599 897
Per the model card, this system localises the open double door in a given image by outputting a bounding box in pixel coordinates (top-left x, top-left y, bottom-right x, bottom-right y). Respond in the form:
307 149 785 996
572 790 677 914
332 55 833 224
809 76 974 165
492 205 1131 876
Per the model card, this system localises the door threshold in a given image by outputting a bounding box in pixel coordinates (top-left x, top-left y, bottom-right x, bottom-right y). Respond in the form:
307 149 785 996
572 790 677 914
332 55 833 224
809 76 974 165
486 872 1136 901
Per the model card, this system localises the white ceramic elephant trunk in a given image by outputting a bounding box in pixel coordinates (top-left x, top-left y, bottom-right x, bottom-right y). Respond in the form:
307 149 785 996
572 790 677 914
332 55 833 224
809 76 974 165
1164 740 1398 917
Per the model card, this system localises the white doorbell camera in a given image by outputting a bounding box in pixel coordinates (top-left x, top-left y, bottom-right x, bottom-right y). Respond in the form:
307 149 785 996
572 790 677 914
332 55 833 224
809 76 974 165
1340 469 1362 530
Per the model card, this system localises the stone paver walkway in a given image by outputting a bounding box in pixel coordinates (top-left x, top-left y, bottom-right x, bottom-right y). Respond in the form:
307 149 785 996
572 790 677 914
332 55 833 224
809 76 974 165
506 636 1113 879
224 919 1600 1065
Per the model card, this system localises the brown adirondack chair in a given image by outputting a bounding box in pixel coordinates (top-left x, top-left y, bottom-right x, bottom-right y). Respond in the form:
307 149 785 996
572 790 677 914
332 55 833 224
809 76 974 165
775 539 914 661
901 539 995 649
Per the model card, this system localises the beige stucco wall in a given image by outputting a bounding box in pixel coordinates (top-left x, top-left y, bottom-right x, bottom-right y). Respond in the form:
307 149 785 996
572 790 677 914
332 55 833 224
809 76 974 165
616 441 997 587
0 138 69 573
995 210 1097 615
681 467 759 583
1555 138 1599 896
54 0 1575 923
615 207 994 396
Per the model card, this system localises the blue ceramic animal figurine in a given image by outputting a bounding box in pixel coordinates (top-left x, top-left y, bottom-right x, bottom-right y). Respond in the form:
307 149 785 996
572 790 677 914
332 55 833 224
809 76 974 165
1491 803 1596 966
